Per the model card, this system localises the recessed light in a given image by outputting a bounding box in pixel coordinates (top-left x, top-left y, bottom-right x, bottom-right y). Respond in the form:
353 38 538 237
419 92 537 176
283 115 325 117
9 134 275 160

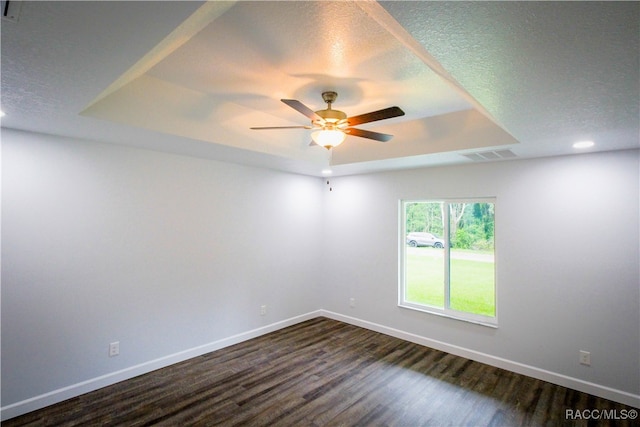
0 110 5 117
573 140 594 149
321 169 333 176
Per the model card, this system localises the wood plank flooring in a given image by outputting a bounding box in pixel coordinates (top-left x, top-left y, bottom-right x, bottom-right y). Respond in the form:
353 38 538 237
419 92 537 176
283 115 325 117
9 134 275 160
4 317 637 426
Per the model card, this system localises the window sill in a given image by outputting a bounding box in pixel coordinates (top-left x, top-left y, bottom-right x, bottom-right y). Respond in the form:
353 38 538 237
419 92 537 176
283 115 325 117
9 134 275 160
399 302 498 329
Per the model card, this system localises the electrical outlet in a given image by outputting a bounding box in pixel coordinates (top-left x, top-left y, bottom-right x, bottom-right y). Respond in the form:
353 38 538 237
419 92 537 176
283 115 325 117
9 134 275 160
109 341 120 357
579 350 590 366
260 305 267 316
349 298 356 308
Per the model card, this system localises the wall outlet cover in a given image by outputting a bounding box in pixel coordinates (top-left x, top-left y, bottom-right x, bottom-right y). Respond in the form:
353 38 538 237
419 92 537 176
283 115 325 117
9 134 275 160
579 350 591 366
109 341 120 357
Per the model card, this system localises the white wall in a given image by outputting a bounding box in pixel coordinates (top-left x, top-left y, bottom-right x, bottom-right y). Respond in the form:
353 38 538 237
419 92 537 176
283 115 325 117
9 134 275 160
321 149 639 398
1 129 324 407
2 127 638 414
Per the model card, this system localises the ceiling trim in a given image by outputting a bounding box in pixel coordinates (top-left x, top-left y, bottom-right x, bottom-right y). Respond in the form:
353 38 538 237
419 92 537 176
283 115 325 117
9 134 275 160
84 1 237 110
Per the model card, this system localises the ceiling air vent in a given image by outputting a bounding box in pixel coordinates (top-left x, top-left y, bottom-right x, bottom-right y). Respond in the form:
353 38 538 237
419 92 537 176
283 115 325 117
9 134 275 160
462 149 517 162
1 0 22 22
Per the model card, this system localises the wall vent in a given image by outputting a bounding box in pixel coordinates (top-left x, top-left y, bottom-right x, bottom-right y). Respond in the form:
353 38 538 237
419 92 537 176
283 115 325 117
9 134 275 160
462 149 517 162
1 0 22 22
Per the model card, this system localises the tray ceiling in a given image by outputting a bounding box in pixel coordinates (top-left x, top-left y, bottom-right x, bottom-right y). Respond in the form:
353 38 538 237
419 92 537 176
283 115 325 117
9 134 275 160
2 1 637 176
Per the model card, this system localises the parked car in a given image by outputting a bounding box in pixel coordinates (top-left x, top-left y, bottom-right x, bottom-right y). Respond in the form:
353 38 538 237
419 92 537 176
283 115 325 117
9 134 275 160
406 232 445 248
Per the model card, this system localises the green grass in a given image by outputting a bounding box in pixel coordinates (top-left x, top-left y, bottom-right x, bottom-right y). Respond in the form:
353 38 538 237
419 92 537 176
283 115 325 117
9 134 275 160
405 248 495 317
405 250 445 308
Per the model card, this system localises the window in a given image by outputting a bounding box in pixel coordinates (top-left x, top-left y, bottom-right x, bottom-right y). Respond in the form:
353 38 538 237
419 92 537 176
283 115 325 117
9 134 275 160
399 199 496 326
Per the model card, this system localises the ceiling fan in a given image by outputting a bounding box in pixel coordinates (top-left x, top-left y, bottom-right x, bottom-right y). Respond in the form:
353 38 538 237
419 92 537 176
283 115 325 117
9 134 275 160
251 91 405 149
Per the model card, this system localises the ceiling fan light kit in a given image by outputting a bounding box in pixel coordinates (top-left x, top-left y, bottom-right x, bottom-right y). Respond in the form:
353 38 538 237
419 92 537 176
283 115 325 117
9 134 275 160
311 129 346 149
251 91 405 150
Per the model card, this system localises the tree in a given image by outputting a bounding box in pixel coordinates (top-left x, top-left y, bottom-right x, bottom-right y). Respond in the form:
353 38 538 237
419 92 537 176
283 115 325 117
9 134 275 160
448 203 467 245
406 201 493 249
405 202 443 236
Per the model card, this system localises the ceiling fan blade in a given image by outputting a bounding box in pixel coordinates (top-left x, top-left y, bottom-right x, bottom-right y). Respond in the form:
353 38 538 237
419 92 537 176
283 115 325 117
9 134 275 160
281 99 323 122
346 127 394 142
250 126 312 130
347 106 405 126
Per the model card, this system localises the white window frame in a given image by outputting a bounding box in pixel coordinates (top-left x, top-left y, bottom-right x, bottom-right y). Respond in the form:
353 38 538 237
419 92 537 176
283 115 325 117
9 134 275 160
398 198 498 327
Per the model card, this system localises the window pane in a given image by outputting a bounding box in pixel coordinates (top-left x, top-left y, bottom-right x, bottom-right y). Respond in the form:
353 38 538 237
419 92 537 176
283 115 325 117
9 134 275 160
449 203 495 316
405 202 445 308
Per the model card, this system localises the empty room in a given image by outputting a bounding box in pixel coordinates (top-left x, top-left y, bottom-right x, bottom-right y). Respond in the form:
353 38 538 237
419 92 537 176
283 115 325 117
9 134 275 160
1 1 638 425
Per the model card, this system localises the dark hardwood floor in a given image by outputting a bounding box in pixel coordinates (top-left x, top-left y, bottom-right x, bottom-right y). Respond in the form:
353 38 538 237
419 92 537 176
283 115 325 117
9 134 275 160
4 317 637 426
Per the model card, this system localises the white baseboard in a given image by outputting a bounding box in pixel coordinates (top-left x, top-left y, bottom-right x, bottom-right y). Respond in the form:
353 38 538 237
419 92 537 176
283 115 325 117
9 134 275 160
3 309 638 421
319 310 640 409
0 310 323 421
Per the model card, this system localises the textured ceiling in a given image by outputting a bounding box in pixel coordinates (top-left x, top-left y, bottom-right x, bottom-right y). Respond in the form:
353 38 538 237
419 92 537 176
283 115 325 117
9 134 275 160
1 1 638 176
382 1 640 160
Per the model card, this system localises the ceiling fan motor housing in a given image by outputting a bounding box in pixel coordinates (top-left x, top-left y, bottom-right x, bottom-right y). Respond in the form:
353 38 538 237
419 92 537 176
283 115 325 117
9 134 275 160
315 91 347 127
314 108 347 125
